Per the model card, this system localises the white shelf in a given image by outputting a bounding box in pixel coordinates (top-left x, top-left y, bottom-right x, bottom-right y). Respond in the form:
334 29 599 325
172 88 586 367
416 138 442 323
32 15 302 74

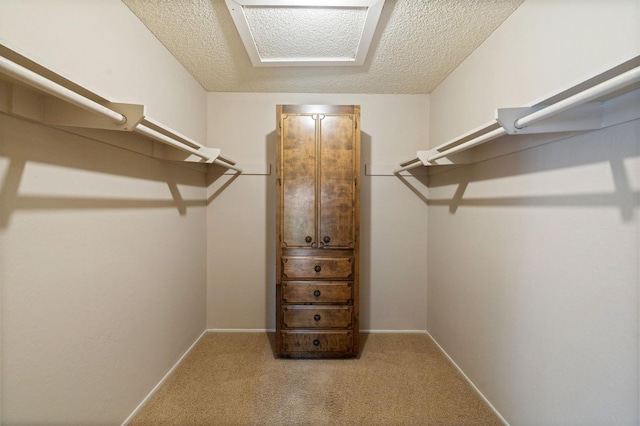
392 55 640 175
0 43 241 172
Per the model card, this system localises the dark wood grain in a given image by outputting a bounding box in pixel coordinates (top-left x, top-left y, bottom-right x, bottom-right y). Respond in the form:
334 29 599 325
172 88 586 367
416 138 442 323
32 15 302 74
282 305 353 328
281 114 316 247
276 105 360 358
319 114 356 249
281 331 353 353
281 281 353 304
281 256 353 280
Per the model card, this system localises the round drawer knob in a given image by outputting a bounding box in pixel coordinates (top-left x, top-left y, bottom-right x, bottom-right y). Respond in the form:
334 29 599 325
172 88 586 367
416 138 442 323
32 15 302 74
314 314 321 321
314 265 321 273
313 339 320 347
323 236 331 243
305 236 312 243
313 290 321 297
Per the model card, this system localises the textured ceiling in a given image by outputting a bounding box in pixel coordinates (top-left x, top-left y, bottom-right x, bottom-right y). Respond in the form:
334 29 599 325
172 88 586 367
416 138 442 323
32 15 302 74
244 6 367 59
122 0 524 94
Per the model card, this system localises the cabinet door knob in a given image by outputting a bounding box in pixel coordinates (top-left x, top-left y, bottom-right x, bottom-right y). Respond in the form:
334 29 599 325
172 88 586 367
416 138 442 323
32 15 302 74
314 314 321 321
314 265 321 272
305 236 312 243
313 339 320 347
323 236 331 243
313 290 321 297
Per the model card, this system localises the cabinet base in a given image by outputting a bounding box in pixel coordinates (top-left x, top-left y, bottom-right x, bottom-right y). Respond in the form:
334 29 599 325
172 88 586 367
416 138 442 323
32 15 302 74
277 352 358 359
276 330 358 359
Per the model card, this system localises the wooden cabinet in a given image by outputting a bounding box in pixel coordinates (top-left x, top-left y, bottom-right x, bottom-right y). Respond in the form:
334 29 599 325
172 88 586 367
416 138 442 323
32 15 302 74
276 105 360 358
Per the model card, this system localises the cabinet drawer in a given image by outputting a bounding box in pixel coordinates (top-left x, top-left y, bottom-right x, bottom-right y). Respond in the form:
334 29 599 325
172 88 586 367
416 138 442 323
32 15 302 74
282 282 352 304
282 305 352 328
281 331 353 353
282 256 353 280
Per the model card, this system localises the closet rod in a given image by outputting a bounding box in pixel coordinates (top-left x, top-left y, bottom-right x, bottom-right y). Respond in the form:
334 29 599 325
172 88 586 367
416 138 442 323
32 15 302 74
134 124 211 161
427 64 640 163
0 53 236 166
393 158 424 174
514 66 640 129
428 127 506 162
213 158 242 173
0 55 126 125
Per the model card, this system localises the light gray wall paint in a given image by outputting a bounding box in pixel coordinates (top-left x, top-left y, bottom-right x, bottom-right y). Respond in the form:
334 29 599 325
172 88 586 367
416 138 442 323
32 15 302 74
2 0 637 424
430 0 639 147
206 93 430 331
1 116 208 424
427 0 640 424
0 0 208 424
0 0 207 143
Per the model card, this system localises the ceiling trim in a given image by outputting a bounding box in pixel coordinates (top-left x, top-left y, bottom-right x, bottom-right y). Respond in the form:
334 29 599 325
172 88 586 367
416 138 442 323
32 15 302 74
225 0 385 67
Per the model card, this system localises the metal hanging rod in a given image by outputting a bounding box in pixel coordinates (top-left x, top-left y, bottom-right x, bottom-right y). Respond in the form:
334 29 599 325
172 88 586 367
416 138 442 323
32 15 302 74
427 127 507 163
393 158 425 174
213 158 243 173
514 66 640 130
0 52 242 172
0 55 127 125
134 124 211 161
394 61 640 173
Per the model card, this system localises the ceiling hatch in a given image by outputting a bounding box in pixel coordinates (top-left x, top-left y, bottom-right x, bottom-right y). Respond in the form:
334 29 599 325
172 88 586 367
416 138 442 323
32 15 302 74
225 0 386 67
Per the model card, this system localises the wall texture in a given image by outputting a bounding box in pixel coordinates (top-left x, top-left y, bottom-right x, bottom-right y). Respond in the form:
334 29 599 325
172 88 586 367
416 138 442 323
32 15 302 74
0 0 206 142
3 0 637 424
206 93 430 332
429 0 639 148
0 0 208 424
427 0 639 424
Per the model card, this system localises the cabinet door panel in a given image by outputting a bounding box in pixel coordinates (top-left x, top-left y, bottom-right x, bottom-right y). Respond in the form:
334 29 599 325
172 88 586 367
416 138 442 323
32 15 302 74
319 114 355 248
281 114 317 247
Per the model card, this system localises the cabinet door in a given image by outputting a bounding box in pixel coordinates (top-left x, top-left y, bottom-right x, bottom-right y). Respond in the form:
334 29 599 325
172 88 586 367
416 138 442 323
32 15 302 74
319 114 356 248
281 114 317 247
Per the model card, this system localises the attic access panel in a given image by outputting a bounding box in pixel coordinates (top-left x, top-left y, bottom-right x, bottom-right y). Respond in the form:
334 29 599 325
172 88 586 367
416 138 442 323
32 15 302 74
225 0 385 67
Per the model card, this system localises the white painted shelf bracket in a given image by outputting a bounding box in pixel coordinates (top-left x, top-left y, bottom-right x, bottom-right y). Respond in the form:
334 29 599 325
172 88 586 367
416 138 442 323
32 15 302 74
42 97 146 131
392 55 640 174
0 43 241 172
496 103 604 135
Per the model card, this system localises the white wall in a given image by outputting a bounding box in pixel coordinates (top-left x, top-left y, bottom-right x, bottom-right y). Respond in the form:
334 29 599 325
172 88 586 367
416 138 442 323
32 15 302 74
427 0 640 424
0 0 207 142
0 1 209 424
430 0 639 148
206 93 429 331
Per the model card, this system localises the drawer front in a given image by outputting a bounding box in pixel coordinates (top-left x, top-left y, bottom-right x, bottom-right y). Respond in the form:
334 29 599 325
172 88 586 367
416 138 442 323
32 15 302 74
281 281 352 304
282 305 353 328
281 331 353 353
282 256 353 280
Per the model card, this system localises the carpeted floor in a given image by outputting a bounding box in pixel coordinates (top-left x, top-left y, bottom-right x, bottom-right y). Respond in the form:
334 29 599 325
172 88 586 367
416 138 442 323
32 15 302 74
129 332 502 425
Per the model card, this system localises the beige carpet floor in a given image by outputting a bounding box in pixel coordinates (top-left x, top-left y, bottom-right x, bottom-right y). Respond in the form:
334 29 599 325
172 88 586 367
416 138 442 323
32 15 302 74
129 332 502 425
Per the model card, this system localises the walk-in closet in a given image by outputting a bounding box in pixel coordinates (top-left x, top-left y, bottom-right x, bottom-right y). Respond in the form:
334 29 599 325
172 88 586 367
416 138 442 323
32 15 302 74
1 1 638 424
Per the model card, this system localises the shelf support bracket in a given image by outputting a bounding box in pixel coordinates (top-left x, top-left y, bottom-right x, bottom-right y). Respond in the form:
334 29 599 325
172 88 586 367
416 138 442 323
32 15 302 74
496 102 604 135
42 97 145 131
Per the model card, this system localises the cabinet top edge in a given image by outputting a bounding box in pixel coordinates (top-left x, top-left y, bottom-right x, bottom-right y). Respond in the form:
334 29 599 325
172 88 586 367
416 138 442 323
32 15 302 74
279 105 360 115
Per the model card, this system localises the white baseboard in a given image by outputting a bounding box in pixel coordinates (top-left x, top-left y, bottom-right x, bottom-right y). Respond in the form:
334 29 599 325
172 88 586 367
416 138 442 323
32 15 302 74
121 329 208 426
425 330 509 426
363 329 428 334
